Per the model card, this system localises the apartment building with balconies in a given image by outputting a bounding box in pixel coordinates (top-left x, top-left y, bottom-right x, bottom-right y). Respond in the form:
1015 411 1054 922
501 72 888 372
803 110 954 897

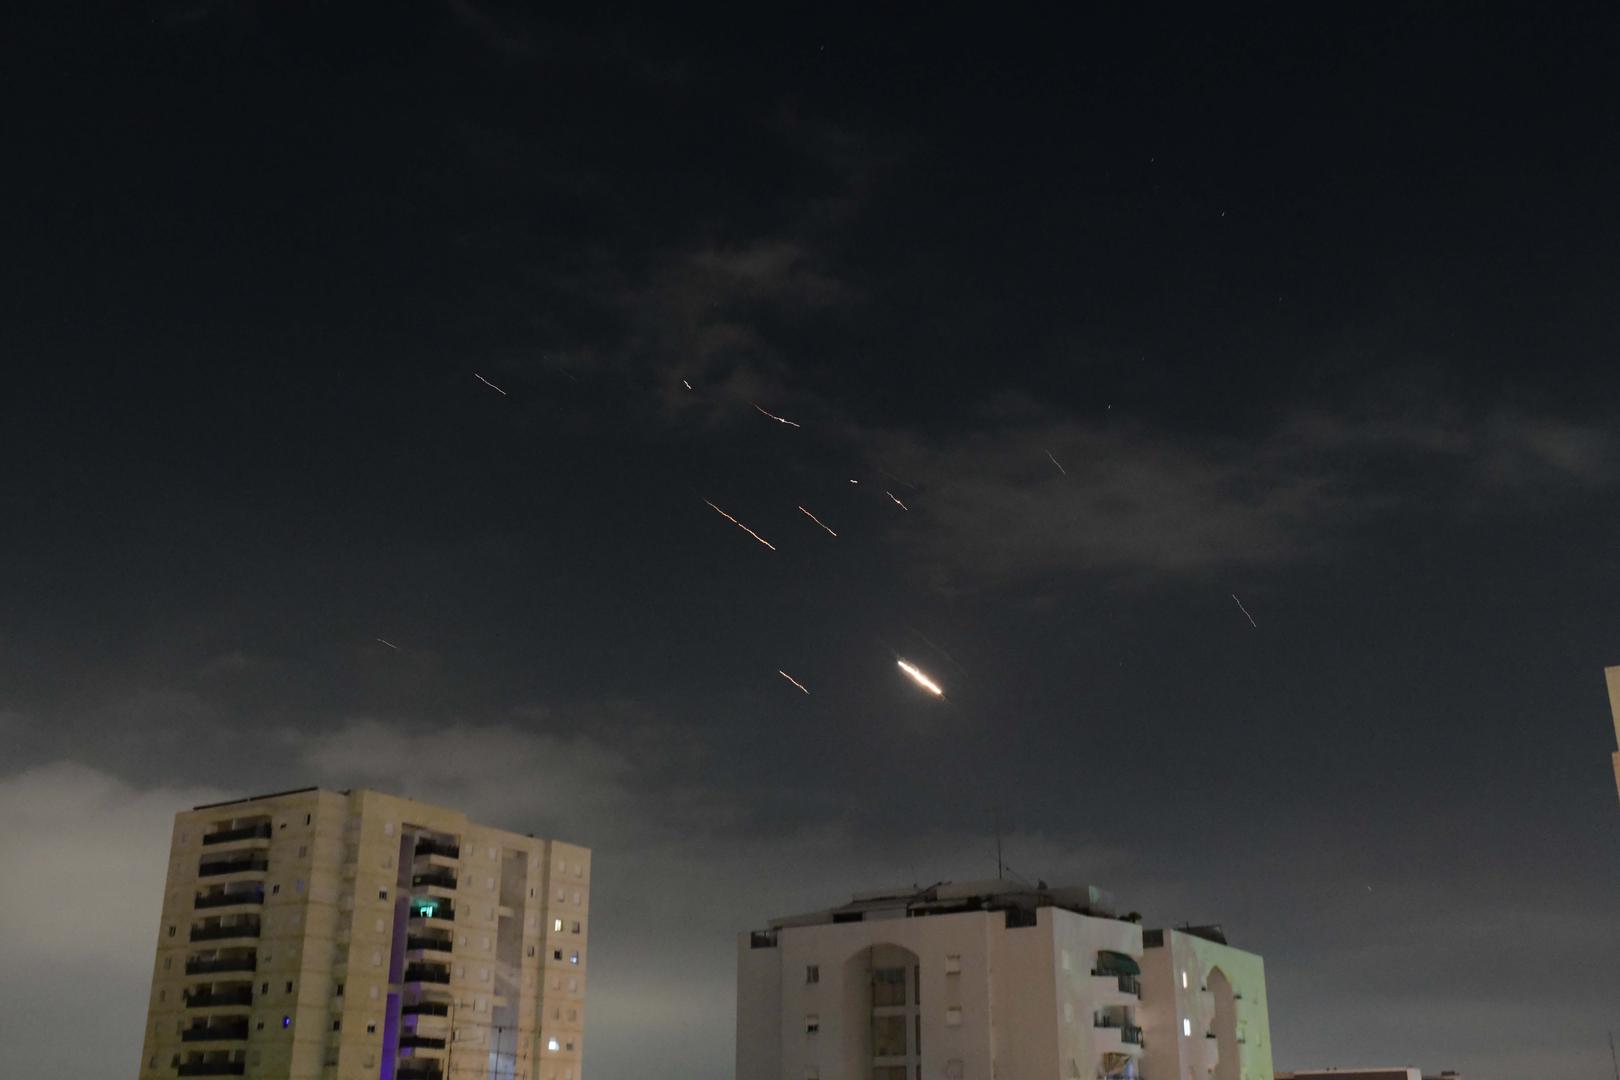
1139 926 1273 1080
136 787 590 1080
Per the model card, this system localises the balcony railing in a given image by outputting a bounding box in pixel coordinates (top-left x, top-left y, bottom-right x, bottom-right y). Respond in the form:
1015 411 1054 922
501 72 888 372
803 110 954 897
411 871 458 890
197 858 268 878
1123 1025 1143 1045
186 957 257 975
1089 971 1141 996
190 922 261 943
401 1002 450 1017
414 839 460 860
201 824 271 846
409 904 455 922
195 890 264 910
181 1024 250 1042
403 964 451 985
406 935 453 954
399 1034 448 1050
185 989 254 1008
177 1063 246 1077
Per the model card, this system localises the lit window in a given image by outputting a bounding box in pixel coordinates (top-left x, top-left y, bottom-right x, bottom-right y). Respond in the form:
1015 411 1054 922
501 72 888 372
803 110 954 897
554 918 564 932
1183 1018 1192 1037
281 1016 291 1029
569 951 579 965
548 1037 560 1052
1181 970 1188 989
805 964 820 984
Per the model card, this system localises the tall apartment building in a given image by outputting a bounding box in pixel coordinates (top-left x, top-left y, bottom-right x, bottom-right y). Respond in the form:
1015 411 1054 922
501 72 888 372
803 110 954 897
137 787 590 1080
736 881 1274 1080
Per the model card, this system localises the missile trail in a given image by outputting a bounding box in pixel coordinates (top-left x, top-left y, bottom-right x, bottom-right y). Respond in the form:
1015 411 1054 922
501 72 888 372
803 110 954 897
797 506 838 537
897 658 945 697
703 499 777 551
777 670 810 694
1231 594 1258 627
473 373 508 396
752 403 801 428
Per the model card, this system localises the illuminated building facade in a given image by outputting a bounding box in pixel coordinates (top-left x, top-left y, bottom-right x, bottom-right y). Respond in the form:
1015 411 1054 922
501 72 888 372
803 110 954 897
137 787 589 1080
737 881 1274 1080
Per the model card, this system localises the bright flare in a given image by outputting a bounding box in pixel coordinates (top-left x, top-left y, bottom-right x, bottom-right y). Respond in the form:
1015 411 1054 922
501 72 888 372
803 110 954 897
473 372 508 395
897 658 944 697
703 499 776 551
885 490 909 510
1231 593 1258 628
777 670 810 694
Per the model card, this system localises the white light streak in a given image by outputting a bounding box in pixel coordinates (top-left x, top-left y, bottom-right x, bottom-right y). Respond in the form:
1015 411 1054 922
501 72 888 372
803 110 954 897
777 670 810 695
375 638 400 650
885 490 909 510
797 506 837 537
1231 593 1258 628
473 373 507 396
897 658 944 697
1046 450 1067 476
682 380 693 390
703 499 776 551
752 402 801 428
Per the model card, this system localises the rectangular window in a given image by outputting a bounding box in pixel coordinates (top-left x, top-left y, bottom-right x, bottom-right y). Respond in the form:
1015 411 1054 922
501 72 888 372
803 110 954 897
805 964 820 984
379 889 388 901
1183 1018 1192 1037
569 951 579 965
872 1015 906 1056
1181 970 1188 989
944 954 961 974
554 918 564 932
554 950 563 961
367 1023 376 1034
571 921 581 933
805 1014 820 1034
872 967 907 1007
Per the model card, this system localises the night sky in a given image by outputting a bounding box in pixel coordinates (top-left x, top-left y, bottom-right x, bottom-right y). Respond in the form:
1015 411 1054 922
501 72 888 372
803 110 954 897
5 4 1620 1078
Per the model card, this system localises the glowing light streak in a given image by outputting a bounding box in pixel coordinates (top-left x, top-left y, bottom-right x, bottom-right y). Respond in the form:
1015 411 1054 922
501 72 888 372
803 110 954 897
376 638 400 650
897 658 944 697
1046 450 1067 476
1231 594 1258 628
777 670 810 694
683 380 693 390
885 490 909 510
703 499 776 551
797 506 837 537
752 402 801 428
474 373 508 396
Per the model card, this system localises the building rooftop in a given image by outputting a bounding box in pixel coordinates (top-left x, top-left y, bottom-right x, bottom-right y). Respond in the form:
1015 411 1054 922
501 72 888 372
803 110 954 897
765 879 1120 931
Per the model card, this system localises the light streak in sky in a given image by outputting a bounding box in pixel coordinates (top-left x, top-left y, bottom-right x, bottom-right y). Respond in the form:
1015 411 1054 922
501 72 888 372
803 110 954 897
683 380 693 390
473 373 507 395
703 499 776 551
1046 450 1067 476
777 670 810 694
797 506 838 537
849 479 859 484
897 658 944 697
1231 594 1258 628
885 490 909 510
375 638 400 650
752 402 801 428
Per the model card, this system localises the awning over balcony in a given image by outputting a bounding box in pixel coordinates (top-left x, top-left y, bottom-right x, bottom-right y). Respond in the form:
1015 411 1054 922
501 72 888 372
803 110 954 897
1096 950 1140 975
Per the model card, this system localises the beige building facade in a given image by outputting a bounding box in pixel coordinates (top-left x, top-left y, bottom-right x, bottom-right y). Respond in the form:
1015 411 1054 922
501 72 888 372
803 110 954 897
1139 927 1273 1080
737 881 1275 1080
137 787 590 1080
1606 665 1620 802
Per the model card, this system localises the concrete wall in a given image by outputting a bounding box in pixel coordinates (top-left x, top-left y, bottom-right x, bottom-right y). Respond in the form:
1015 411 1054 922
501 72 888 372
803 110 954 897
1140 931 1274 1080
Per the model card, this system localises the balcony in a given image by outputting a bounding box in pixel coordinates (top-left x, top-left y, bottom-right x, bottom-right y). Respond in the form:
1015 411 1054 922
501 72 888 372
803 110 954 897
181 1023 250 1043
403 964 451 985
414 838 460 860
396 1064 444 1080
195 890 264 910
201 824 271 846
399 1034 448 1050
197 858 268 878
401 1001 450 1017
1124 1025 1143 1045
190 921 261 943
177 1063 245 1077
186 956 256 976
411 870 458 891
185 989 254 1008
409 900 454 923
406 935 453 954
1091 971 1141 996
